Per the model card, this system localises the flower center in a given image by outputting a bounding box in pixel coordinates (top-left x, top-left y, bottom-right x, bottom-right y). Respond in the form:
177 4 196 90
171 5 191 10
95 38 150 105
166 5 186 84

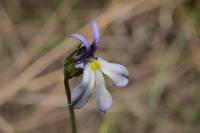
89 59 101 71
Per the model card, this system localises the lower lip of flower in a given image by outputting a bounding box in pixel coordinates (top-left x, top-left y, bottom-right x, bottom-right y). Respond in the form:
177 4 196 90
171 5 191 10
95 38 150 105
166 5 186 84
89 59 101 71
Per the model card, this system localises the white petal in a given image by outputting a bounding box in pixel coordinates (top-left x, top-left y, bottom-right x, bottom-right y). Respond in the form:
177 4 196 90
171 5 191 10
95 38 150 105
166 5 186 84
96 71 112 112
70 64 95 108
98 58 129 87
71 64 89 101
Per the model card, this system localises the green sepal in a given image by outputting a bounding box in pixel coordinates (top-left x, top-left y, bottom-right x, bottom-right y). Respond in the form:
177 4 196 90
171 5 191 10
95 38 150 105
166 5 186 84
64 44 83 79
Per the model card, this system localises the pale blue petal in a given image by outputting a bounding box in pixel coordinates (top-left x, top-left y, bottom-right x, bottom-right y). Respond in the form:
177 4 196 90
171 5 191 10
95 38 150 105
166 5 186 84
98 58 129 87
95 70 112 112
70 64 89 103
70 64 95 108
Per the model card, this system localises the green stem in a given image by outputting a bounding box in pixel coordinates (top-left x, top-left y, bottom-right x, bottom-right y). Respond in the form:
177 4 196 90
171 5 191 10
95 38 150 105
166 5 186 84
64 76 77 133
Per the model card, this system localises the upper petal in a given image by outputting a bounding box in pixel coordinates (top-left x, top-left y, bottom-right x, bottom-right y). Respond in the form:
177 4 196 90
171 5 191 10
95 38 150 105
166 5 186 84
68 34 90 50
95 70 112 112
90 21 100 52
70 64 95 109
92 21 100 46
98 58 129 87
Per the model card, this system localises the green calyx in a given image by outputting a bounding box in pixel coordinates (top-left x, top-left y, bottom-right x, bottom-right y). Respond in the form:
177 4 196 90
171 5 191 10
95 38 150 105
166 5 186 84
64 44 83 79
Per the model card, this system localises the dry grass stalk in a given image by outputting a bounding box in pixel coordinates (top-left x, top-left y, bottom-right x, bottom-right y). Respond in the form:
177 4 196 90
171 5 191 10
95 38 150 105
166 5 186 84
0 116 14 133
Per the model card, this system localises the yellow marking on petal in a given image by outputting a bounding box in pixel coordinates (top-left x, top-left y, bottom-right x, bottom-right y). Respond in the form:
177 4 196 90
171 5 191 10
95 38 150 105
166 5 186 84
89 60 101 71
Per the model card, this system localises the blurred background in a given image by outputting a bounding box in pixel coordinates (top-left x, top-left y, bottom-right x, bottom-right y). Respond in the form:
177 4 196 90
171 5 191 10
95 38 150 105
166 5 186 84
0 0 200 132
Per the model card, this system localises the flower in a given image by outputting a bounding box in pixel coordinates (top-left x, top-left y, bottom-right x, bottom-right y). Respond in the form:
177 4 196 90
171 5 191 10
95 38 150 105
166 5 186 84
68 21 129 112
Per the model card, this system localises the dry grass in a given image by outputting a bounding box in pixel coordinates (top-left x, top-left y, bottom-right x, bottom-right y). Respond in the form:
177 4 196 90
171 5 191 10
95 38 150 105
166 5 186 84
0 0 200 132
